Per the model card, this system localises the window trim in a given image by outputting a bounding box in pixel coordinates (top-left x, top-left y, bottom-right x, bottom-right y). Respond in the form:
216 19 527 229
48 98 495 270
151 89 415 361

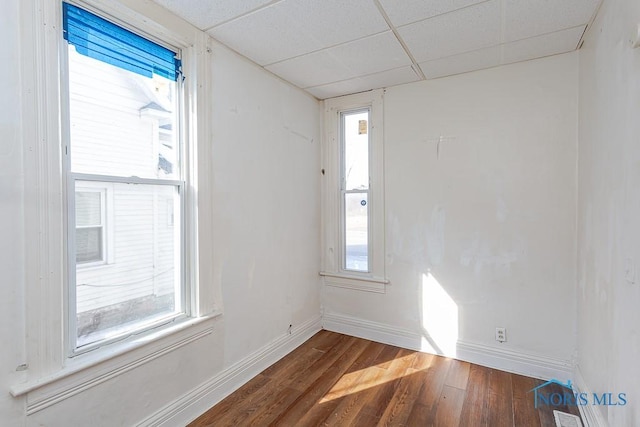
14 0 220 411
321 90 388 293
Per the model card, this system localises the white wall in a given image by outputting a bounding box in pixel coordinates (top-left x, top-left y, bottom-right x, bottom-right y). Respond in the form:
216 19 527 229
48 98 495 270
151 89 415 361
0 0 28 425
323 53 579 374
209 42 322 367
577 0 640 424
0 0 321 425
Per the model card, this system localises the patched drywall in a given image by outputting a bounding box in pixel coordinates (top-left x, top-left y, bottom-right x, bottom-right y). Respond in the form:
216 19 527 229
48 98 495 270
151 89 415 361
323 53 579 366
209 41 322 367
577 0 640 424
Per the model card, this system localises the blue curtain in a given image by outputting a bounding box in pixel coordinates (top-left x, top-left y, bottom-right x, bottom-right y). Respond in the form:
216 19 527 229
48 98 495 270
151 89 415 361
63 2 181 81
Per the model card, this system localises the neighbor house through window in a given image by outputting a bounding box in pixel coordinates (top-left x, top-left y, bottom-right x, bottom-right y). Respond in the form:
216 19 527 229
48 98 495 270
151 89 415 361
63 2 185 352
75 189 106 264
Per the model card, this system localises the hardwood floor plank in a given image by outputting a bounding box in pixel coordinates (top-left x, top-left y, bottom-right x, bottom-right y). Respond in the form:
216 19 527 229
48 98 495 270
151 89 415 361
415 355 451 408
322 366 388 426
270 337 370 426
459 364 490 426
410 349 436 371
514 394 541 427
487 390 514 427
188 374 271 426
372 343 403 370
287 341 387 426
241 386 301 426
445 359 471 390
512 373 538 399
433 385 466 427
189 331 584 427
377 367 429 426
260 330 338 378
489 368 513 398
287 335 359 392
361 348 415 419
405 402 432 426
512 374 541 427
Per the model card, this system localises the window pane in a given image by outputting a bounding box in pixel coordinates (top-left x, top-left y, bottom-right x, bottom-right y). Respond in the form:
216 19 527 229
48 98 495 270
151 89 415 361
345 192 368 272
75 182 181 348
67 46 179 180
76 227 103 263
343 111 369 190
76 191 102 226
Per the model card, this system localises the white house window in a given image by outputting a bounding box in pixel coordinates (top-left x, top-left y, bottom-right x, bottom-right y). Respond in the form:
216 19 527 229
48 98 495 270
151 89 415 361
75 189 106 264
63 2 186 352
321 90 388 293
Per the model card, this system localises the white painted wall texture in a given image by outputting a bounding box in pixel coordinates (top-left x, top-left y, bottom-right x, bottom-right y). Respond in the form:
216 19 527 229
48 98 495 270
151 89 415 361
577 0 640 424
0 0 321 424
0 1 28 426
323 53 579 369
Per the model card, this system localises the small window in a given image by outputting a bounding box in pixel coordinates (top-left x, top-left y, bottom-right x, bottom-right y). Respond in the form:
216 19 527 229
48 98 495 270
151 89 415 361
75 190 105 264
321 90 387 292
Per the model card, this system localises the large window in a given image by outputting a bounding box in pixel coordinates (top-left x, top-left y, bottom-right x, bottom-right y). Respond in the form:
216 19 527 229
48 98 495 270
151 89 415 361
63 2 185 352
321 90 387 292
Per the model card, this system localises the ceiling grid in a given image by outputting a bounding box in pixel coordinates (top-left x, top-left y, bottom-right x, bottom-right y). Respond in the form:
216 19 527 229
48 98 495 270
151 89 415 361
153 0 602 99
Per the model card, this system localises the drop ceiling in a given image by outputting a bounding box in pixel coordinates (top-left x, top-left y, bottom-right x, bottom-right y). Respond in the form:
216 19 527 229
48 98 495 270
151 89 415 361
152 0 601 99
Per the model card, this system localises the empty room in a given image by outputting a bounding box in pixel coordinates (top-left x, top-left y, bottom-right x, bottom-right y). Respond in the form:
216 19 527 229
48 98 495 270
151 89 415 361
1 0 639 426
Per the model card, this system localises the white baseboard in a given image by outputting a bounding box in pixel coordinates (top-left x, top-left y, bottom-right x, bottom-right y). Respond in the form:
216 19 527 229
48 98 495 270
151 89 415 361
573 365 608 427
456 340 573 381
136 315 322 427
322 312 422 351
322 312 573 381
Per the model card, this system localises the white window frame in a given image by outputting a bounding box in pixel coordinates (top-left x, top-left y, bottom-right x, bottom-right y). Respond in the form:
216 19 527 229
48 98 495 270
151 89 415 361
12 0 220 413
320 90 388 293
74 185 110 267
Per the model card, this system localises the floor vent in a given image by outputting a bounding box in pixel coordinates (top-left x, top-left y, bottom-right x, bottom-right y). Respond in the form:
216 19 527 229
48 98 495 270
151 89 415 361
554 410 584 427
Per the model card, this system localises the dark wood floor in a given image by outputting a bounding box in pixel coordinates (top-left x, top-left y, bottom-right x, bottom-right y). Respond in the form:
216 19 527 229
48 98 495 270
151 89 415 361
190 331 582 426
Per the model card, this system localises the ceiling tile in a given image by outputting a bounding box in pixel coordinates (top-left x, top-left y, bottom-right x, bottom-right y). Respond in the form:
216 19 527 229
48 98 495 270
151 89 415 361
419 46 502 79
503 26 585 64
378 0 487 27
397 0 501 63
504 0 600 42
266 32 412 89
208 0 389 66
152 0 274 30
306 66 420 99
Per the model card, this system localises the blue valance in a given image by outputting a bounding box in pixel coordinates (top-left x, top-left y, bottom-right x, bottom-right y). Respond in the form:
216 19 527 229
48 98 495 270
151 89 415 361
63 2 181 81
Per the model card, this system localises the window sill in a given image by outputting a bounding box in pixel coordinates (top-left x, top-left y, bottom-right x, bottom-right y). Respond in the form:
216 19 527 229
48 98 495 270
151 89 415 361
11 311 221 415
320 271 389 293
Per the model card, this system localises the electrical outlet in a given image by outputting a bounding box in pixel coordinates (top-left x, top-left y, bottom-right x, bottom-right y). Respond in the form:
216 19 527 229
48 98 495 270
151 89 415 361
495 327 506 343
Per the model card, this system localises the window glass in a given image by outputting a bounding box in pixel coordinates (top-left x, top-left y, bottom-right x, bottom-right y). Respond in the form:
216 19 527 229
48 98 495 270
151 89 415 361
344 192 368 271
341 109 370 272
65 3 184 351
343 111 369 191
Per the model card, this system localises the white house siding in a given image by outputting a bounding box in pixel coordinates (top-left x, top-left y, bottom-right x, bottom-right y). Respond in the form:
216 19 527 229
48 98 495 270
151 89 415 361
68 47 178 316
75 184 177 313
